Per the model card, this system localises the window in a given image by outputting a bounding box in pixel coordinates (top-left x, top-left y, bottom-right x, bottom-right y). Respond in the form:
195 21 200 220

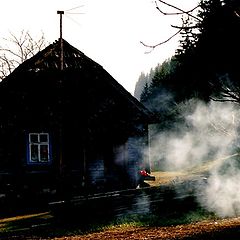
28 133 51 164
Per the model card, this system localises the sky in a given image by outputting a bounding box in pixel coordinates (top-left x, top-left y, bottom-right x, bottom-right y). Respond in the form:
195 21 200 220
0 0 199 95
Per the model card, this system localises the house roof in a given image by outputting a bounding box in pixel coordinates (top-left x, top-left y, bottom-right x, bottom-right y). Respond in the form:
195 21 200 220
9 38 96 73
1 38 154 122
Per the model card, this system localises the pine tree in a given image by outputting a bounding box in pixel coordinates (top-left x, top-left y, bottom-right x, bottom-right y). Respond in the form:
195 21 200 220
134 72 148 100
140 82 150 103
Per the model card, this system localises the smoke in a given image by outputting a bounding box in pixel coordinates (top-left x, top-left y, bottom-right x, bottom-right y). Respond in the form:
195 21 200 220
149 99 240 217
199 159 240 217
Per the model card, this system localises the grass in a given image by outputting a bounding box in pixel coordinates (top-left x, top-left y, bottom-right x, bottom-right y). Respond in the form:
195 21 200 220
2 154 236 238
0 205 219 239
109 207 217 228
0 212 53 234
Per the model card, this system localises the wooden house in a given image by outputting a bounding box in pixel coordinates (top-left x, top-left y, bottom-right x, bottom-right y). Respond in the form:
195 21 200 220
0 39 152 202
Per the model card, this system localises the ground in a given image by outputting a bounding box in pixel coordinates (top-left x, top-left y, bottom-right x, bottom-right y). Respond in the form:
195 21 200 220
61 217 240 240
2 215 240 239
1 157 240 240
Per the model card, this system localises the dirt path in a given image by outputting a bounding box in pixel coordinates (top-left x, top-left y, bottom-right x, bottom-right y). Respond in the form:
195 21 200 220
53 217 240 240
2 210 240 239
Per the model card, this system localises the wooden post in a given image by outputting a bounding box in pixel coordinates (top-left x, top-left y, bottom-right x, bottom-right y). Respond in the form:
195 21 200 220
57 10 64 71
57 11 64 179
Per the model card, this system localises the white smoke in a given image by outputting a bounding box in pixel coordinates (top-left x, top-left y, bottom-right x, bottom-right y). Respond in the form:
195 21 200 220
199 160 240 217
149 99 240 217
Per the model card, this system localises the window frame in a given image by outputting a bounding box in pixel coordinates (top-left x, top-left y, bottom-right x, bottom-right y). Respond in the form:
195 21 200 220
27 132 52 165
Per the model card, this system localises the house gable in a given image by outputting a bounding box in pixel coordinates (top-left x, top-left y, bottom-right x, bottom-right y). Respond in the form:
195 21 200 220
0 38 153 200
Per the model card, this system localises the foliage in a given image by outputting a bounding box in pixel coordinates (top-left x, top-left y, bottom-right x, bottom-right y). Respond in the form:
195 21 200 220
0 207 217 239
134 71 152 100
110 208 216 227
138 0 240 124
139 82 150 103
139 58 177 109
174 0 240 102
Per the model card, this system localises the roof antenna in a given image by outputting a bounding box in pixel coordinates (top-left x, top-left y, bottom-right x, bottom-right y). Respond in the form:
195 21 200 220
57 10 64 70
57 11 64 177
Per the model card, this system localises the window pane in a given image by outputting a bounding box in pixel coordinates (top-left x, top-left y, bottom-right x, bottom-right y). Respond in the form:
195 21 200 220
30 144 39 162
40 134 48 143
30 134 38 143
40 144 49 162
28 133 50 164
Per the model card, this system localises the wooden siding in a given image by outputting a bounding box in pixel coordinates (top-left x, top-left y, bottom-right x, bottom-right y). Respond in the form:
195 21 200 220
0 39 152 203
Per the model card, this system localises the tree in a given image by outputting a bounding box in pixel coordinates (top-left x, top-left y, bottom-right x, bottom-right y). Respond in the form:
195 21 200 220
150 59 175 89
134 72 149 100
177 0 240 102
137 0 240 137
140 57 177 117
140 82 150 103
0 30 47 80
142 0 240 103
141 0 200 51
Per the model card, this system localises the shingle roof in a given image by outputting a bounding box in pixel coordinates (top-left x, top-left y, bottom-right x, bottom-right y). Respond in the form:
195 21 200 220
12 38 96 72
2 38 154 121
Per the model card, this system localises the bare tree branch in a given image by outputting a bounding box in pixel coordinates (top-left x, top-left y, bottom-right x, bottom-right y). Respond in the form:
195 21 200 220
141 1 201 51
140 28 182 53
0 48 22 60
171 24 198 30
0 30 48 80
155 0 201 21
210 74 240 104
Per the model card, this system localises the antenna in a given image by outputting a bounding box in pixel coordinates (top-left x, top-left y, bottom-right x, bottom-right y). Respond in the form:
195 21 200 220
56 11 65 177
57 6 84 70
57 10 64 70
